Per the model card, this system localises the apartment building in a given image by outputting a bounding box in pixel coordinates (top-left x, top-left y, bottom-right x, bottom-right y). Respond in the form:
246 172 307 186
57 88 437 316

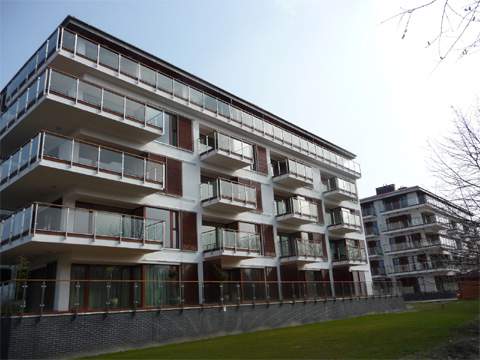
0 16 371 313
361 184 471 296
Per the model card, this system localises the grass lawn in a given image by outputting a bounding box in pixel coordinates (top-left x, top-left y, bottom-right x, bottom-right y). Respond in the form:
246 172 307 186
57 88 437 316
83 300 479 359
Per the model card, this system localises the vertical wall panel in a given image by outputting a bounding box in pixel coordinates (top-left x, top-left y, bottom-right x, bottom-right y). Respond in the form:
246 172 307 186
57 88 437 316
254 145 268 175
180 211 197 251
166 158 182 196
177 116 193 151
261 224 275 256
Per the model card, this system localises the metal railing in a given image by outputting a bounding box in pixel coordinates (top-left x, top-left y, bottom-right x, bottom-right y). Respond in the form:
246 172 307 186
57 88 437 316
275 197 319 221
361 207 376 217
198 132 253 162
279 238 325 259
0 203 165 246
0 279 399 316
272 159 313 183
201 228 261 253
55 28 361 176
368 247 383 256
200 178 257 207
389 261 458 274
0 132 165 188
324 177 357 196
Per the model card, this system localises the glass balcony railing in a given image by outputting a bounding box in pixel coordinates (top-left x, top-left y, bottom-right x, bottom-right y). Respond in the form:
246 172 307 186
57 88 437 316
386 236 457 253
279 238 325 259
0 132 165 187
272 159 313 183
328 208 361 228
0 68 166 136
381 216 450 232
56 28 361 177
367 247 383 256
332 246 367 263
3 29 59 107
371 267 387 276
324 177 357 196
361 207 376 217
0 203 164 246
390 261 457 274
275 197 319 221
198 132 253 163
200 178 257 207
201 228 261 253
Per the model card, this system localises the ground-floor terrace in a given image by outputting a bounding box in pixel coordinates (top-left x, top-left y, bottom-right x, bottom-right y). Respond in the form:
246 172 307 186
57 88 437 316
0 261 397 316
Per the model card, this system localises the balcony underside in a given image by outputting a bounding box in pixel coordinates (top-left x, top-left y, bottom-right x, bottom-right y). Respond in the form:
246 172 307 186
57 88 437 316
1 96 162 154
1 164 159 210
272 174 312 189
200 150 252 170
328 224 361 236
332 260 367 267
280 256 326 265
276 214 317 225
201 198 257 213
203 249 261 260
0 233 161 264
385 246 452 256
382 223 447 235
323 190 357 203
391 269 460 277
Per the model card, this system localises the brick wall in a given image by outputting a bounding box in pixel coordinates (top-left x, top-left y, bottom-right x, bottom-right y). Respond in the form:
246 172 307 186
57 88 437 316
1 297 405 359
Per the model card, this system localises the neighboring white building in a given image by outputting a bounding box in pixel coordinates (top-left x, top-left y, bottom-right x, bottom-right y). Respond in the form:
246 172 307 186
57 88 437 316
361 184 471 297
0 16 372 313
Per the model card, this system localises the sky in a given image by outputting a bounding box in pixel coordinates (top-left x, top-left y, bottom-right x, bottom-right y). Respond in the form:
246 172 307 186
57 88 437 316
1 0 479 198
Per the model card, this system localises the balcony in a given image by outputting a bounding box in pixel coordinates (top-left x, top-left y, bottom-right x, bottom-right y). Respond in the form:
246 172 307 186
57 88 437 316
200 178 257 213
279 238 326 264
367 246 383 258
201 228 261 260
331 246 367 267
381 216 450 235
388 261 459 276
0 132 165 209
361 207 376 220
327 208 362 236
198 132 253 170
0 203 165 259
275 197 319 225
272 159 313 188
0 68 165 150
49 28 362 178
323 178 357 203
371 267 387 277
385 236 457 255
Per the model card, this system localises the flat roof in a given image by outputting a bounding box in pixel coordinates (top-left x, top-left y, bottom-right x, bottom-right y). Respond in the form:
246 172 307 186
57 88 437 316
57 15 357 160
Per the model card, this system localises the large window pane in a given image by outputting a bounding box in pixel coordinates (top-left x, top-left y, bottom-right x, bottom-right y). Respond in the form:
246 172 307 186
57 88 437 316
120 56 138 78
144 265 179 306
78 81 101 107
125 98 145 122
50 71 77 99
43 134 72 161
99 148 122 173
73 141 98 168
140 65 156 87
102 90 124 115
62 30 75 52
76 37 98 61
157 73 173 94
99 46 119 70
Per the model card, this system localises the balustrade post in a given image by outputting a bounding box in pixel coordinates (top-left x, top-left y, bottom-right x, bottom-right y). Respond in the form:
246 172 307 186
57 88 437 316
20 281 28 315
219 283 224 307
39 281 46 315
236 283 241 305
251 283 256 305
105 281 111 312
74 281 80 312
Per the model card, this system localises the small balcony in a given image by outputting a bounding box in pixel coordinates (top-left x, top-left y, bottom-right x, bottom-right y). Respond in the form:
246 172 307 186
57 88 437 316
0 132 165 209
0 203 165 259
327 208 362 235
275 197 319 225
199 132 253 170
279 238 326 264
389 261 459 276
371 267 387 277
385 236 457 255
361 207 376 220
381 216 450 235
271 159 313 188
331 246 368 267
201 228 261 259
367 246 383 258
323 177 357 203
200 178 257 213
1 69 165 150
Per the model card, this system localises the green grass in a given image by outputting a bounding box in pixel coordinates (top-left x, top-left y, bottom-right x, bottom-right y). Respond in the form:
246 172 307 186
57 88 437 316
83 300 479 359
